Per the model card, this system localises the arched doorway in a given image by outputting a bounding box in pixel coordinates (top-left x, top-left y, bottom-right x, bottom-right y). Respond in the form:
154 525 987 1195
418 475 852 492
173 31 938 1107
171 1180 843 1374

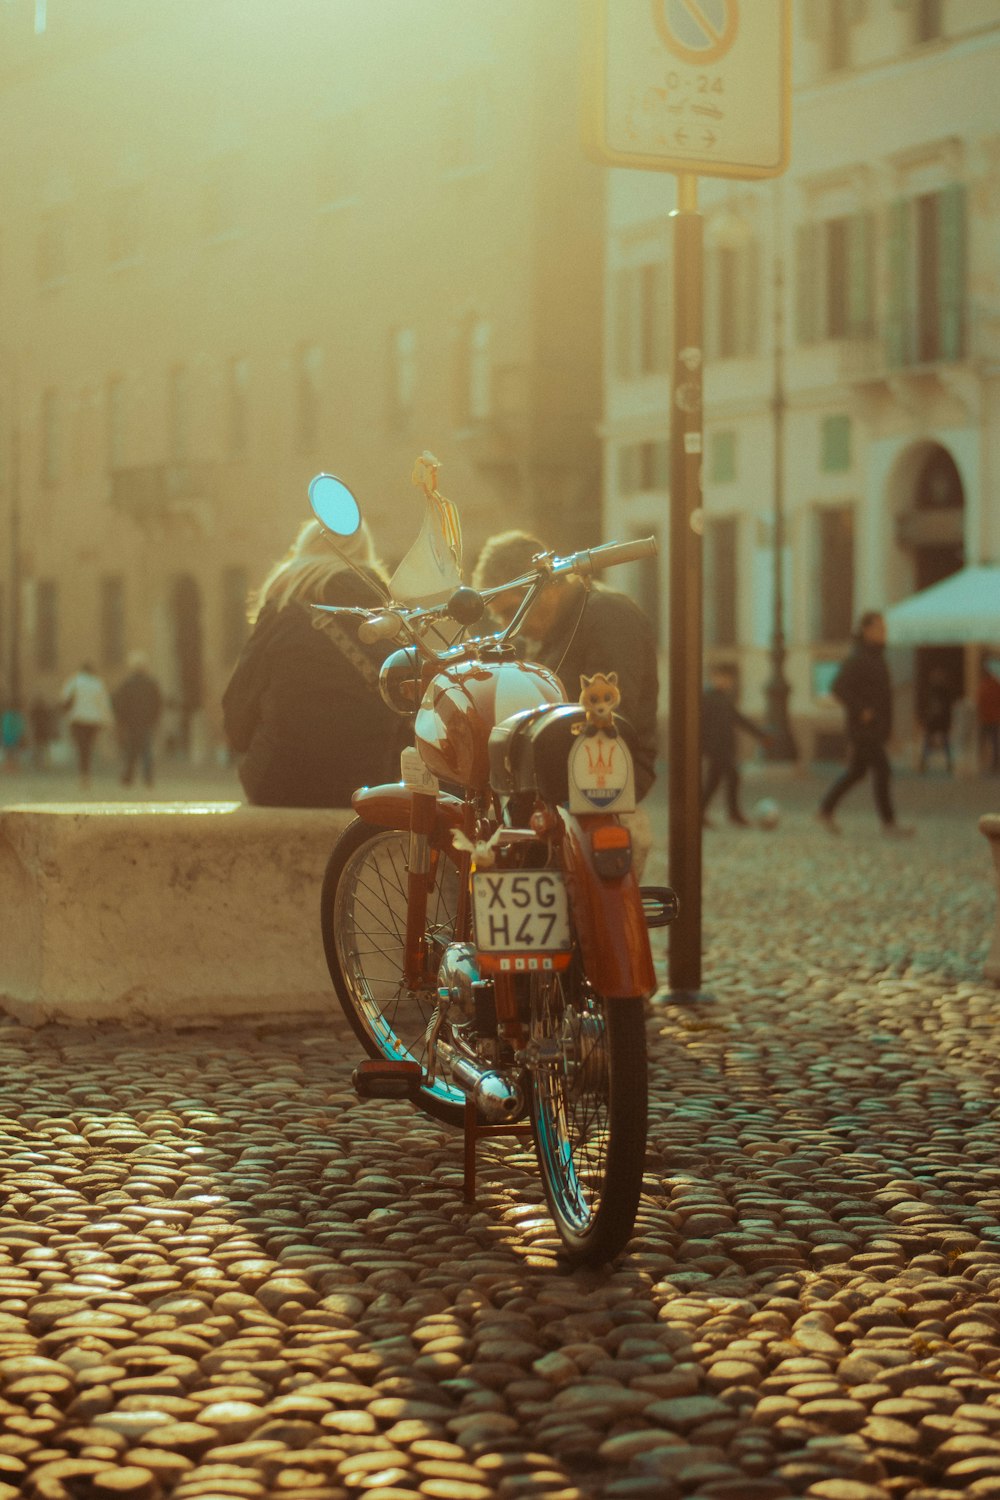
168 573 203 756
892 441 965 725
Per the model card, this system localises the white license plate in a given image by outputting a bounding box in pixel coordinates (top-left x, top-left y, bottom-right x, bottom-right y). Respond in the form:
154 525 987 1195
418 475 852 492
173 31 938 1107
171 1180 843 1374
473 871 571 959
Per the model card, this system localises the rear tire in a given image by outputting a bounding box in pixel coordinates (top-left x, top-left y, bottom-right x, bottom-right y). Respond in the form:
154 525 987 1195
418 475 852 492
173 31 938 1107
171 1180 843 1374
528 973 647 1267
320 819 467 1126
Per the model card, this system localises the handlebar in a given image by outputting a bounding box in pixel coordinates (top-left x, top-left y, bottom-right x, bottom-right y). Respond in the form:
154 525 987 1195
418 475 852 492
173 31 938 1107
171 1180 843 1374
552 536 657 578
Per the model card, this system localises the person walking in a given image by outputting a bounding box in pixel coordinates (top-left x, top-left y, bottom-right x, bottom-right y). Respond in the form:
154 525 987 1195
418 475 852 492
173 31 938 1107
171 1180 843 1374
472 528 659 874
112 651 164 788
817 610 913 837
917 666 957 774
701 663 769 828
977 659 1000 774
222 517 405 807
61 663 113 790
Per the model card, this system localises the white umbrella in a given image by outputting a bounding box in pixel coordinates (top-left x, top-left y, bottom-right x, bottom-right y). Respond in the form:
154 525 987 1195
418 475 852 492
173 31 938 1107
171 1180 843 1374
884 565 1000 646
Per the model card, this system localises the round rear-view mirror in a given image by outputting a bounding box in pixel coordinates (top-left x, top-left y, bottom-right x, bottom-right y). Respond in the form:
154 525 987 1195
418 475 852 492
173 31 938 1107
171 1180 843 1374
308 473 361 537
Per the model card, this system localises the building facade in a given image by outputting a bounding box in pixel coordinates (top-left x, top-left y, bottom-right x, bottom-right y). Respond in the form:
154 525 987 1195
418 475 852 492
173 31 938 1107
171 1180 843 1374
0 0 605 755
603 0 1000 759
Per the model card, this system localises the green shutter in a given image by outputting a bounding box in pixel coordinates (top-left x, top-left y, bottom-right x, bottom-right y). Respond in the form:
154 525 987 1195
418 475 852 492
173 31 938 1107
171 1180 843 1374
846 211 874 337
821 414 851 473
885 197 913 367
795 222 820 344
615 268 636 379
938 183 966 361
710 430 736 483
740 239 761 356
653 259 672 373
705 244 720 359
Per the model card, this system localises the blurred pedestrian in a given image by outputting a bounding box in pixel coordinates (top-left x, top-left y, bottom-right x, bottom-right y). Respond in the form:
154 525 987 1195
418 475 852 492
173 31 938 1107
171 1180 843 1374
917 666 957 774
222 517 404 807
472 528 658 873
817 611 913 837
978 659 1000 774
701 662 769 828
29 695 57 769
112 651 163 788
61 663 113 790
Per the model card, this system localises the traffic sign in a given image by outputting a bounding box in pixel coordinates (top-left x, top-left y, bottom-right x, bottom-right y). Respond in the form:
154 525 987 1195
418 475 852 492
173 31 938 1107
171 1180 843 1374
583 0 791 180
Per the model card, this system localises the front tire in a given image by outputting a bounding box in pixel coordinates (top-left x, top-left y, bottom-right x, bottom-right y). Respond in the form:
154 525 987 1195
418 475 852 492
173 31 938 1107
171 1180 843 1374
320 819 467 1126
528 973 647 1267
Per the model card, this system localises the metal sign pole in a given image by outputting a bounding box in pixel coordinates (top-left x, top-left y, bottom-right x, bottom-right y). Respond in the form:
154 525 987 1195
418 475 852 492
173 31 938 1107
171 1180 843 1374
665 173 707 1000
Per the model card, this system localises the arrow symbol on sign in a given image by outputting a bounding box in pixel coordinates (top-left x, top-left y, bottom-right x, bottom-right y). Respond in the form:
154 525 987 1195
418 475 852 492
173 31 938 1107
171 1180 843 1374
702 129 717 146
676 127 689 144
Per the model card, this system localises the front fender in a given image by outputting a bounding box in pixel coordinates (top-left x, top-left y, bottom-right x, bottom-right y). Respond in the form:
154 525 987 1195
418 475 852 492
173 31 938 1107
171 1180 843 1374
352 782 465 846
559 809 656 1000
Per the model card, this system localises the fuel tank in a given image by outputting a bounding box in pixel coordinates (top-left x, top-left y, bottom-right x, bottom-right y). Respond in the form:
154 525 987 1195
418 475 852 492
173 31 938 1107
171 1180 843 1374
414 658 564 789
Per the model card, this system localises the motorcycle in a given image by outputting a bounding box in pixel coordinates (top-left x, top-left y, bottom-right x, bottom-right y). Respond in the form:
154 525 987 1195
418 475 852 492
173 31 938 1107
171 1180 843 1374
307 455 676 1267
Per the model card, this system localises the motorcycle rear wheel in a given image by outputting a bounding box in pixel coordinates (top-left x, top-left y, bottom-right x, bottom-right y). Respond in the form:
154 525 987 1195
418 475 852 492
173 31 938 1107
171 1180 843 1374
528 973 647 1267
321 819 467 1127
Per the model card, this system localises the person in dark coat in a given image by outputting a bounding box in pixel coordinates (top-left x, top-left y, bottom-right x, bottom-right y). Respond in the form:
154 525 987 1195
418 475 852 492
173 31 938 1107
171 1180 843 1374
472 529 659 876
701 663 769 827
817 610 913 836
112 652 163 787
222 518 403 808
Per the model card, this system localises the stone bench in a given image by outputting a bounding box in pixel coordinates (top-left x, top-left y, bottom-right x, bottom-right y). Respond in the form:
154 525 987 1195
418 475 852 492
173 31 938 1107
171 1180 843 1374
981 815 1000 984
0 802 355 1025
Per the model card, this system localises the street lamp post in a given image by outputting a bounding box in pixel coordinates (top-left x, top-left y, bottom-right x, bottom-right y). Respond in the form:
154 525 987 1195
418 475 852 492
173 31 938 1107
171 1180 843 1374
763 246 798 762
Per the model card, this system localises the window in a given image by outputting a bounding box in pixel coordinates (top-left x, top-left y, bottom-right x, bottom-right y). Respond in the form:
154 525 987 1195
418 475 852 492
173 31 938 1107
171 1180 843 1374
704 516 738 648
707 240 760 358
886 185 966 365
821 414 851 473
100 575 125 669
106 376 125 471
709 430 736 484
221 566 250 664
40 388 60 485
295 344 323 453
227 357 249 457
36 579 58 671
107 184 143 264
167 365 189 462
822 0 852 73
618 440 669 495
614 261 670 378
455 317 491 426
814 505 854 641
388 328 417 430
796 212 874 342
913 0 942 44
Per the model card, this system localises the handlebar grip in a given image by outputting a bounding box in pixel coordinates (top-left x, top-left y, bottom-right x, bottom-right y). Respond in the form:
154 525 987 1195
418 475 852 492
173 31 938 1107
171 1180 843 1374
565 535 658 577
358 612 404 645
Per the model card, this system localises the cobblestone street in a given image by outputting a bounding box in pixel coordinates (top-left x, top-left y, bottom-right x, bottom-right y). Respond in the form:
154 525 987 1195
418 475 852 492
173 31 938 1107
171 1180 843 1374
1 771 999 1498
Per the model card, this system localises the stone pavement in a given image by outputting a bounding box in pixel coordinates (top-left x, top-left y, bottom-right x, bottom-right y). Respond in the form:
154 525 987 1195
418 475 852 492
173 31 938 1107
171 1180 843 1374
0 770 999 1498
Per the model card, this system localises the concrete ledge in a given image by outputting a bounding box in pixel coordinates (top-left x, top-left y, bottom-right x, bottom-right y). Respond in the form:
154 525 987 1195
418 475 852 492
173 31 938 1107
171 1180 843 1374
980 814 1000 984
0 802 355 1025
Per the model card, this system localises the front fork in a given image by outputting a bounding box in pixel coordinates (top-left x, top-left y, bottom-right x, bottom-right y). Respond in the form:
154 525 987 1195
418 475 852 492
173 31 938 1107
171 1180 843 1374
403 789 475 990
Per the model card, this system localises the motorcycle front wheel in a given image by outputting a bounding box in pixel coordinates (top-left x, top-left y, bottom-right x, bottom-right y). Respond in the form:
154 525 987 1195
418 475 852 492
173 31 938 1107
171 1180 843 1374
321 819 467 1127
527 972 647 1267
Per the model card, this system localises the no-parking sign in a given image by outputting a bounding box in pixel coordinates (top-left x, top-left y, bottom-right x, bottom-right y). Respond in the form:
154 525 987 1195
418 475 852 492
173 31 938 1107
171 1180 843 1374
583 0 791 179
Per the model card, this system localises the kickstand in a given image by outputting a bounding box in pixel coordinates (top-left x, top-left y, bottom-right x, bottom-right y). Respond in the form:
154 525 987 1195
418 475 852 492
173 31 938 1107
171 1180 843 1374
463 1098 532 1202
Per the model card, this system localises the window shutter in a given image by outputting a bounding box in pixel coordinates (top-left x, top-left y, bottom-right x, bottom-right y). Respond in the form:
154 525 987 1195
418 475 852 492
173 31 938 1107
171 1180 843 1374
846 211 874 337
740 238 762 355
938 183 966 361
885 198 913 367
795 222 820 344
704 244 721 359
652 259 672 373
615 268 636 379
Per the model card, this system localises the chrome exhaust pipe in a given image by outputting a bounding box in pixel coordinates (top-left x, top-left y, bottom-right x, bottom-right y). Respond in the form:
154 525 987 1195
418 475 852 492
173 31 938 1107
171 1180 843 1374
435 1040 524 1123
